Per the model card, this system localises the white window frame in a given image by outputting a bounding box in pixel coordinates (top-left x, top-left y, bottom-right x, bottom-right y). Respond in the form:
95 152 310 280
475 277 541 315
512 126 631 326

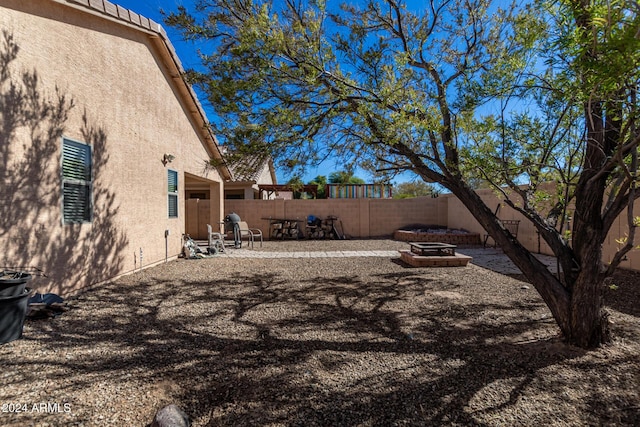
168 169 178 218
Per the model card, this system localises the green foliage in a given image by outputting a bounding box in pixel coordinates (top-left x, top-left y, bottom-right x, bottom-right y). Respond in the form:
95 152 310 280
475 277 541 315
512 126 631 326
393 181 436 198
551 0 640 100
165 0 527 179
307 175 327 198
328 171 364 184
286 175 310 199
166 0 640 347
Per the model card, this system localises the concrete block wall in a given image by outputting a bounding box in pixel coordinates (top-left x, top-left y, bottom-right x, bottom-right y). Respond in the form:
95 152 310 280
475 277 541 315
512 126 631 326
227 199 279 235
602 200 640 271
368 197 447 236
224 196 446 239
282 199 362 237
447 189 640 271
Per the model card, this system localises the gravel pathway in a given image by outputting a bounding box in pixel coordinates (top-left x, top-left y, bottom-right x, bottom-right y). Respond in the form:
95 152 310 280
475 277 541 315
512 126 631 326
1 240 638 426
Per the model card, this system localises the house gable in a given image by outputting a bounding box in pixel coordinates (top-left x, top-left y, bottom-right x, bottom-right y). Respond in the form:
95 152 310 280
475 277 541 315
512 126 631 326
0 0 228 294
61 0 231 180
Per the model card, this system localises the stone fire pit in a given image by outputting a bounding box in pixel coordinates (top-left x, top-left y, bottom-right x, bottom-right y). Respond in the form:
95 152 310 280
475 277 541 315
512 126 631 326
399 242 472 267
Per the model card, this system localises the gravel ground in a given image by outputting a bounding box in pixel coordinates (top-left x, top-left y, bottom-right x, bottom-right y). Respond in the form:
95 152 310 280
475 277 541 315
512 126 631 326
1 239 639 426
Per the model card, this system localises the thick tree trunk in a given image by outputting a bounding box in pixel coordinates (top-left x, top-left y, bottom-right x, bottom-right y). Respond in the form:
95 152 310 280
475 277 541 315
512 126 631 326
569 266 609 348
447 182 572 331
409 0 614 349
568 157 612 347
445 180 611 348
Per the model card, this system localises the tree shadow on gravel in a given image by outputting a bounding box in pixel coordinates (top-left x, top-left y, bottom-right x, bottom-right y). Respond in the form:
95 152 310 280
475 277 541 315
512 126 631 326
604 269 640 318
3 262 639 426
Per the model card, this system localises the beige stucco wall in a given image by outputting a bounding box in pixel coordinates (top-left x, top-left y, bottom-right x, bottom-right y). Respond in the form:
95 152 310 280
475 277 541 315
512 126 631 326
0 0 223 295
222 196 448 240
256 162 276 196
447 189 549 253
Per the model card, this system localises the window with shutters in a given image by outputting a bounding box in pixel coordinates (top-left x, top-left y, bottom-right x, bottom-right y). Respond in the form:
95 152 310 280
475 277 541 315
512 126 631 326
62 138 92 224
168 169 178 218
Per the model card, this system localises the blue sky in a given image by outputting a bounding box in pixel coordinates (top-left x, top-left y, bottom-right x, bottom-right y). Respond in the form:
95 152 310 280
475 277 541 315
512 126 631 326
114 0 419 185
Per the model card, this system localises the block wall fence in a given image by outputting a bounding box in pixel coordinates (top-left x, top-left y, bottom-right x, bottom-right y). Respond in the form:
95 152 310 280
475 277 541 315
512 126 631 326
445 189 640 272
222 196 449 239
187 192 640 271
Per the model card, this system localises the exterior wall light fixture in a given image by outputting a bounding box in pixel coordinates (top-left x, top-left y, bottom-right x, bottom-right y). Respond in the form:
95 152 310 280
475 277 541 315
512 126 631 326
162 153 175 166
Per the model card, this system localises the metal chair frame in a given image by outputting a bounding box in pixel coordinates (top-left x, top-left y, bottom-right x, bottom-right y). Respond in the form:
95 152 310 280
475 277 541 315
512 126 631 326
483 219 521 248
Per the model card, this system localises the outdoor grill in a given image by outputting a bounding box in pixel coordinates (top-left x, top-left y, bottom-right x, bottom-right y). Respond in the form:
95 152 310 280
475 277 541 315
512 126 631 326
224 212 242 248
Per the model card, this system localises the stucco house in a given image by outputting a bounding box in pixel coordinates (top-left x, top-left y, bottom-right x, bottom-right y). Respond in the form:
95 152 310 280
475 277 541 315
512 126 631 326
0 0 231 295
223 152 278 200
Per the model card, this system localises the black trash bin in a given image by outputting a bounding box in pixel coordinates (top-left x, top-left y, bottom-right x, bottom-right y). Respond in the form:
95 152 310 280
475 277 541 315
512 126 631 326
0 271 32 297
0 288 32 344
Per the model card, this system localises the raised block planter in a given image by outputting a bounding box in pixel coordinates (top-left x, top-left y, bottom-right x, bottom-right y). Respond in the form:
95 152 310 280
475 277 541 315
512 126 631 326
399 250 472 267
394 230 481 245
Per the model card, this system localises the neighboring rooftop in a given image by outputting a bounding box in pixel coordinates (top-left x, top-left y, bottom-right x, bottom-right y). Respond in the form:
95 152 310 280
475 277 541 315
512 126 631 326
227 154 272 182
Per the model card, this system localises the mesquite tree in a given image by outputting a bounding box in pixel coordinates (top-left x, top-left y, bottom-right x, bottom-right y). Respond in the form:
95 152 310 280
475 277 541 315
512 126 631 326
166 0 640 348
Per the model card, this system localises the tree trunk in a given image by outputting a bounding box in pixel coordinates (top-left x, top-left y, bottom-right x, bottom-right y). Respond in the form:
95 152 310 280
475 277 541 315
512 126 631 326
446 182 571 330
568 144 612 347
444 180 611 348
569 267 610 348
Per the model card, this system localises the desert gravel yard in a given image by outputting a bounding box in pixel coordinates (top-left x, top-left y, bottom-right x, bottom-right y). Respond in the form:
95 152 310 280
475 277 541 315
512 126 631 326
1 240 639 426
